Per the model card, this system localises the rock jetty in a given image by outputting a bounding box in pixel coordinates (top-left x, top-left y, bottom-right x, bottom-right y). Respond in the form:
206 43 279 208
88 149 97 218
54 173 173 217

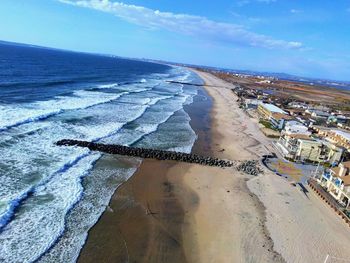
56 139 234 168
236 160 263 176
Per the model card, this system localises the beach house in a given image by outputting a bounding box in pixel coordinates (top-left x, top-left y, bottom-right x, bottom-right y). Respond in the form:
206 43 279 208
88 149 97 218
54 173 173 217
318 161 350 208
316 129 350 152
277 122 344 163
244 99 260 110
277 121 313 159
294 139 324 162
258 102 293 130
269 113 295 130
310 110 331 119
258 102 287 119
279 138 344 163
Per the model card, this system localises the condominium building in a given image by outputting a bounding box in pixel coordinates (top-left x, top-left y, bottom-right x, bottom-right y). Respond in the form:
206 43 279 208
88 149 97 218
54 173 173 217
277 123 344 163
317 129 350 152
258 103 293 130
318 161 350 208
258 102 287 119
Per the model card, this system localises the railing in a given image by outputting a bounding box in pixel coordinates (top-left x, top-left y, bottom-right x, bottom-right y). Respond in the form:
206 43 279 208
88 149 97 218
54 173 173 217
308 179 350 226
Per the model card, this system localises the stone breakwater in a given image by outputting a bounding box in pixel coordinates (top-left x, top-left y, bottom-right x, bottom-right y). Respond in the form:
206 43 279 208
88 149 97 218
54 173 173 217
56 139 234 168
236 160 263 176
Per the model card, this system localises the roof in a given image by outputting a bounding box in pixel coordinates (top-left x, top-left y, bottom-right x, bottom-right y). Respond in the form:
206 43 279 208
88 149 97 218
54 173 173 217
291 134 313 140
341 161 350 169
330 161 350 180
312 110 330 117
271 112 294 120
342 176 350 186
260 103 286 114
245 99 259 104
298 138 321 144
331 130 350 141
286 108 305 113
285 121 306 128
321 140 345 150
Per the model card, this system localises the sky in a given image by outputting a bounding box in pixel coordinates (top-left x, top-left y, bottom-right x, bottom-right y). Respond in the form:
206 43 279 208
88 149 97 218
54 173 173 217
0 0 350 81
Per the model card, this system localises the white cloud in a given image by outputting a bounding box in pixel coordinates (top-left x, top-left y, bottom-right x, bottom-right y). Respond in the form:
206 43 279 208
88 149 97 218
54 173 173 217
238 0 277 6
290 9 302 14
230 11 266 26
58 0 302 50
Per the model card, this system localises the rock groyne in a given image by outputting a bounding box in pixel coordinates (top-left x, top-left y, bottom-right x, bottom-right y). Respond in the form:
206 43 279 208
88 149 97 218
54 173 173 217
56 139 234 168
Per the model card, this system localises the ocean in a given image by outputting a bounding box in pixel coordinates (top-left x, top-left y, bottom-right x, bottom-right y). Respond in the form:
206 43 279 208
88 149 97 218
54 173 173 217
0 42 201 262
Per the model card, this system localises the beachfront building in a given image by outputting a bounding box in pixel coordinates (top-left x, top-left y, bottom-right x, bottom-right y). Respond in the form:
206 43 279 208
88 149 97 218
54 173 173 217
244 99 260 110
286 108 305 117
316 129 350 152
295 139 324 162
317 161 350 208
277 134 314 160
277 121 311 159
258 102 293 130
321 141 345 165
283 121 309 135
269 113 295 130
278 138 344 163
258 102 287 119
278 124 345 163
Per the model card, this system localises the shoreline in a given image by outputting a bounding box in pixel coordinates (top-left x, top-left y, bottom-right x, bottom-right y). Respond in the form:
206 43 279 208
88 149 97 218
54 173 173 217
78 68 350 263
77 80 213 262
186 69 284 262
78 68 283 262
194 69 350 262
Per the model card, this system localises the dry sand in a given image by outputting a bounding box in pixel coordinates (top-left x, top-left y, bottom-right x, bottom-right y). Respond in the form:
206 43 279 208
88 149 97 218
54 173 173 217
79 69 350 263
194 69 350 263
186 70 284 263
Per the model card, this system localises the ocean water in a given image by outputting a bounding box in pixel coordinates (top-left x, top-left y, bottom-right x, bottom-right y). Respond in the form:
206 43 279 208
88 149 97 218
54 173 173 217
0 42 201 262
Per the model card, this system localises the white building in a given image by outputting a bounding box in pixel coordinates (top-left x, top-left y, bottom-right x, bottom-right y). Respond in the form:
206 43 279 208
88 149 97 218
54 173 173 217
318 161 350 208
284 121 311 135
288 102 308 109
244 99 260 110
277 123 344 163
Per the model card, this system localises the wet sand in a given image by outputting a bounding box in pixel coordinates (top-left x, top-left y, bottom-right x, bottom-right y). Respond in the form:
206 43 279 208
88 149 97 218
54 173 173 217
78 69 284 263
194 70 350 263
78 86 213 262
78 159 192 262
78 69 350 263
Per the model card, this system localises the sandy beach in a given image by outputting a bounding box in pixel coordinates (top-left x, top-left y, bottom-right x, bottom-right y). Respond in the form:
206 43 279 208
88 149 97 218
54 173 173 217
79 69 350 263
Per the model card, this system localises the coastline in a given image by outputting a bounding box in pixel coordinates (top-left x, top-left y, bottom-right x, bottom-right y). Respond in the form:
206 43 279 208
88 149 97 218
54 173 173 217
78 68 350 263
191 70 350 263
184 69 284 262
78 69 283 262
78 82 213 262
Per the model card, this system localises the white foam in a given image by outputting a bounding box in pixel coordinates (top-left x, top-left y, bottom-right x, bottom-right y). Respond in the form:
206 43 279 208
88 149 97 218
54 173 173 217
0 91 175 227
37 163 139 263
0 67 200 262
97 83 119 89
0 90 127 131
0 153 101 263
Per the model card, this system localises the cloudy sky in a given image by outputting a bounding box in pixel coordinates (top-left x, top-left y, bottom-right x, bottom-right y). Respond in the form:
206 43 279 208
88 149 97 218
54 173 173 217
1 0 350 80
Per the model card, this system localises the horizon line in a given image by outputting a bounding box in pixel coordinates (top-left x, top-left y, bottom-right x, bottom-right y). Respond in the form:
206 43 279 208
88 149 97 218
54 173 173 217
1 39 350 84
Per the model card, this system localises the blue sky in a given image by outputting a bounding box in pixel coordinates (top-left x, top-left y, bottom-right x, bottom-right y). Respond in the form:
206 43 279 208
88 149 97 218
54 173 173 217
0 0 350 81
